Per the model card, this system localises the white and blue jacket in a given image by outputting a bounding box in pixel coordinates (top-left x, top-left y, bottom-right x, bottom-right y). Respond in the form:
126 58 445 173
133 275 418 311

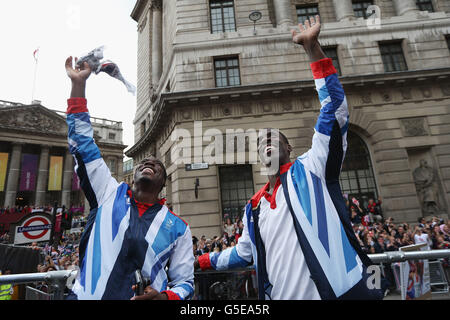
66 98 194 300
199 58 384 300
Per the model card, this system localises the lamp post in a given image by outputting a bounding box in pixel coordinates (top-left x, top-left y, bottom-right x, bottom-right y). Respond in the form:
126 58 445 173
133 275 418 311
249 11 262 36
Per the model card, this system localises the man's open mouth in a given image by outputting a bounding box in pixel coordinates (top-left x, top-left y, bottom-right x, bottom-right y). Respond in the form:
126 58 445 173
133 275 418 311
141 167 155 175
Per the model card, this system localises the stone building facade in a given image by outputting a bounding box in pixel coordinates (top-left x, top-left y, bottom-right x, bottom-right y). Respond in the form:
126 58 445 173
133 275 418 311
0 100 125 213
123 158 134 186
128 0 450 238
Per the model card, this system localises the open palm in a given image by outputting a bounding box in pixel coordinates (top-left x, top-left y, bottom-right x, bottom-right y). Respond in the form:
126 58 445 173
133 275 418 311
291 15 321 46
65 56 92 83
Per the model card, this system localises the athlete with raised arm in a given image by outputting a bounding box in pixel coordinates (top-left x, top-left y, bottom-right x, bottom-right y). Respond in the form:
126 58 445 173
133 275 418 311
65 56 194 300
195 16 385 300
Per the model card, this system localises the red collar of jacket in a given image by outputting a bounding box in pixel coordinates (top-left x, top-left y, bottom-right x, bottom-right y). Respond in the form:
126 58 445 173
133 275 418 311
250 162 293 210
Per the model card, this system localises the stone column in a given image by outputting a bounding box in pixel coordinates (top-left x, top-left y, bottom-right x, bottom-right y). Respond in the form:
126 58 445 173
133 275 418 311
4 143 23 208
332 0 355 21
151 0 163 88
393 0 419 16
274 0 293 27
117 156 124 182
61 150 73 208
35 146 50 207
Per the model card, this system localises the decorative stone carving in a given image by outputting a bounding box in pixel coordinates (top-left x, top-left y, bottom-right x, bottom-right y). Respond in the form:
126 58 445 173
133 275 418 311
262 103 272 113
282 102 293 111
150 86 158 103
242 104 252 115
222 106 231 116
361 93 372 104
440 83 450 96
421 87 432 98
0 108 65 134
381 92 392 102
201 107 212 118
413 160 442 216
400 88 412 100
401 117 427 137
182 110 192 120
302 99 312 109
150 0 162 10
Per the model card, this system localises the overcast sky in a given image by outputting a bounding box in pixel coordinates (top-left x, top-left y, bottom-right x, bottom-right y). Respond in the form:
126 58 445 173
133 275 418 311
0 0 138 159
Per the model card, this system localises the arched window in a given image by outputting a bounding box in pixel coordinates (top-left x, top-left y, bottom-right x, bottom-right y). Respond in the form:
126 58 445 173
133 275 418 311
340 131 378 206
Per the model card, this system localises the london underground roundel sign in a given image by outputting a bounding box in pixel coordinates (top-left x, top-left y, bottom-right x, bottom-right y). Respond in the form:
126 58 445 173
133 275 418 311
14 215 52 244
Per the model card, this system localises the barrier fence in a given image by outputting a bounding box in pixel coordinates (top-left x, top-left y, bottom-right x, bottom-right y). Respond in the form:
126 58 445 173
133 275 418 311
0 249 449 300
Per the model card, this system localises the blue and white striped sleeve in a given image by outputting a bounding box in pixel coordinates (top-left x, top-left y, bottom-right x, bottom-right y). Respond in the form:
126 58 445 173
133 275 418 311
198 210 253 271
300 58 349 180
163 225 195 300
66 98 119 209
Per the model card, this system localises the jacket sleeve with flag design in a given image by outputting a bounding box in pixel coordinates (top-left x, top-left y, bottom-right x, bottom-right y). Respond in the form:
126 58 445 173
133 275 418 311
67 99 196 300
66 98 119 210
284 58 383 299
299 58 349 181
198 207 253 271
162 223 196 300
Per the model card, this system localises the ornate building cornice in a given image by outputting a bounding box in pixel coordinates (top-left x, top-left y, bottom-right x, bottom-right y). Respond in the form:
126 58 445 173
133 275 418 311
131 0 148 22
150 0 162 11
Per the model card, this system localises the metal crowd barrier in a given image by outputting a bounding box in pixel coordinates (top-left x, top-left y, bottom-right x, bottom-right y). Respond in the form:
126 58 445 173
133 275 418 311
25 286 53 300
428 260 449 294
0 270 77 300
0 249 449 300
368 249 450 264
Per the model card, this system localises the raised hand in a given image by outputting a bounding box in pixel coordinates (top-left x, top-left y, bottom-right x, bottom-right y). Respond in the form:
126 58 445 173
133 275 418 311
291 15 321 46
65 56 92 98
291 15 325 62
65 56 92 84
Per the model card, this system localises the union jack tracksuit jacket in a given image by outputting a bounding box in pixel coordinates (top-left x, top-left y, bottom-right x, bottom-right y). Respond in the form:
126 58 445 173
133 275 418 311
66 98 194 300
199 58 385 300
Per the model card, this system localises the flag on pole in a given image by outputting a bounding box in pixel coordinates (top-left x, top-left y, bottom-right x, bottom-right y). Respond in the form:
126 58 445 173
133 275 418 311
33 48 39 62
32 47 40 102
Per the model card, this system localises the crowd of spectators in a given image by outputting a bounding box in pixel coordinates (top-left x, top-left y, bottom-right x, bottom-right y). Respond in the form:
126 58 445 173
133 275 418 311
0 232 11 244
192 196 449 259
193 217 244 257
0 205 40 216
345 195 450 254
35 233 82 271
190 196 449 296
25 232 82 294
0 204 85 216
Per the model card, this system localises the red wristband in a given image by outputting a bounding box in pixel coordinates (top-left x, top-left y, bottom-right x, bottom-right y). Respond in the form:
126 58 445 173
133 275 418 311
198 253 212 271
310 58 337 79
67 98 88 114
161 290 181 300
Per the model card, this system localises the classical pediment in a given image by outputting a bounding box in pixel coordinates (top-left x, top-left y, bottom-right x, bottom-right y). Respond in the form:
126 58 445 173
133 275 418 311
0 105 67 135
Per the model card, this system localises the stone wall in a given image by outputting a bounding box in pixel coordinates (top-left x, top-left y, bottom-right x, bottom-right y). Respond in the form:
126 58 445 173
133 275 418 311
130 0 450 237
135 1 152 142
131 74 450 238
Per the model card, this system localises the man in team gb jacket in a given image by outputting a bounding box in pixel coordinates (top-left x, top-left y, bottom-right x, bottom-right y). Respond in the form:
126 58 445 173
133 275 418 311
196 16 384 300
64 56 194 300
